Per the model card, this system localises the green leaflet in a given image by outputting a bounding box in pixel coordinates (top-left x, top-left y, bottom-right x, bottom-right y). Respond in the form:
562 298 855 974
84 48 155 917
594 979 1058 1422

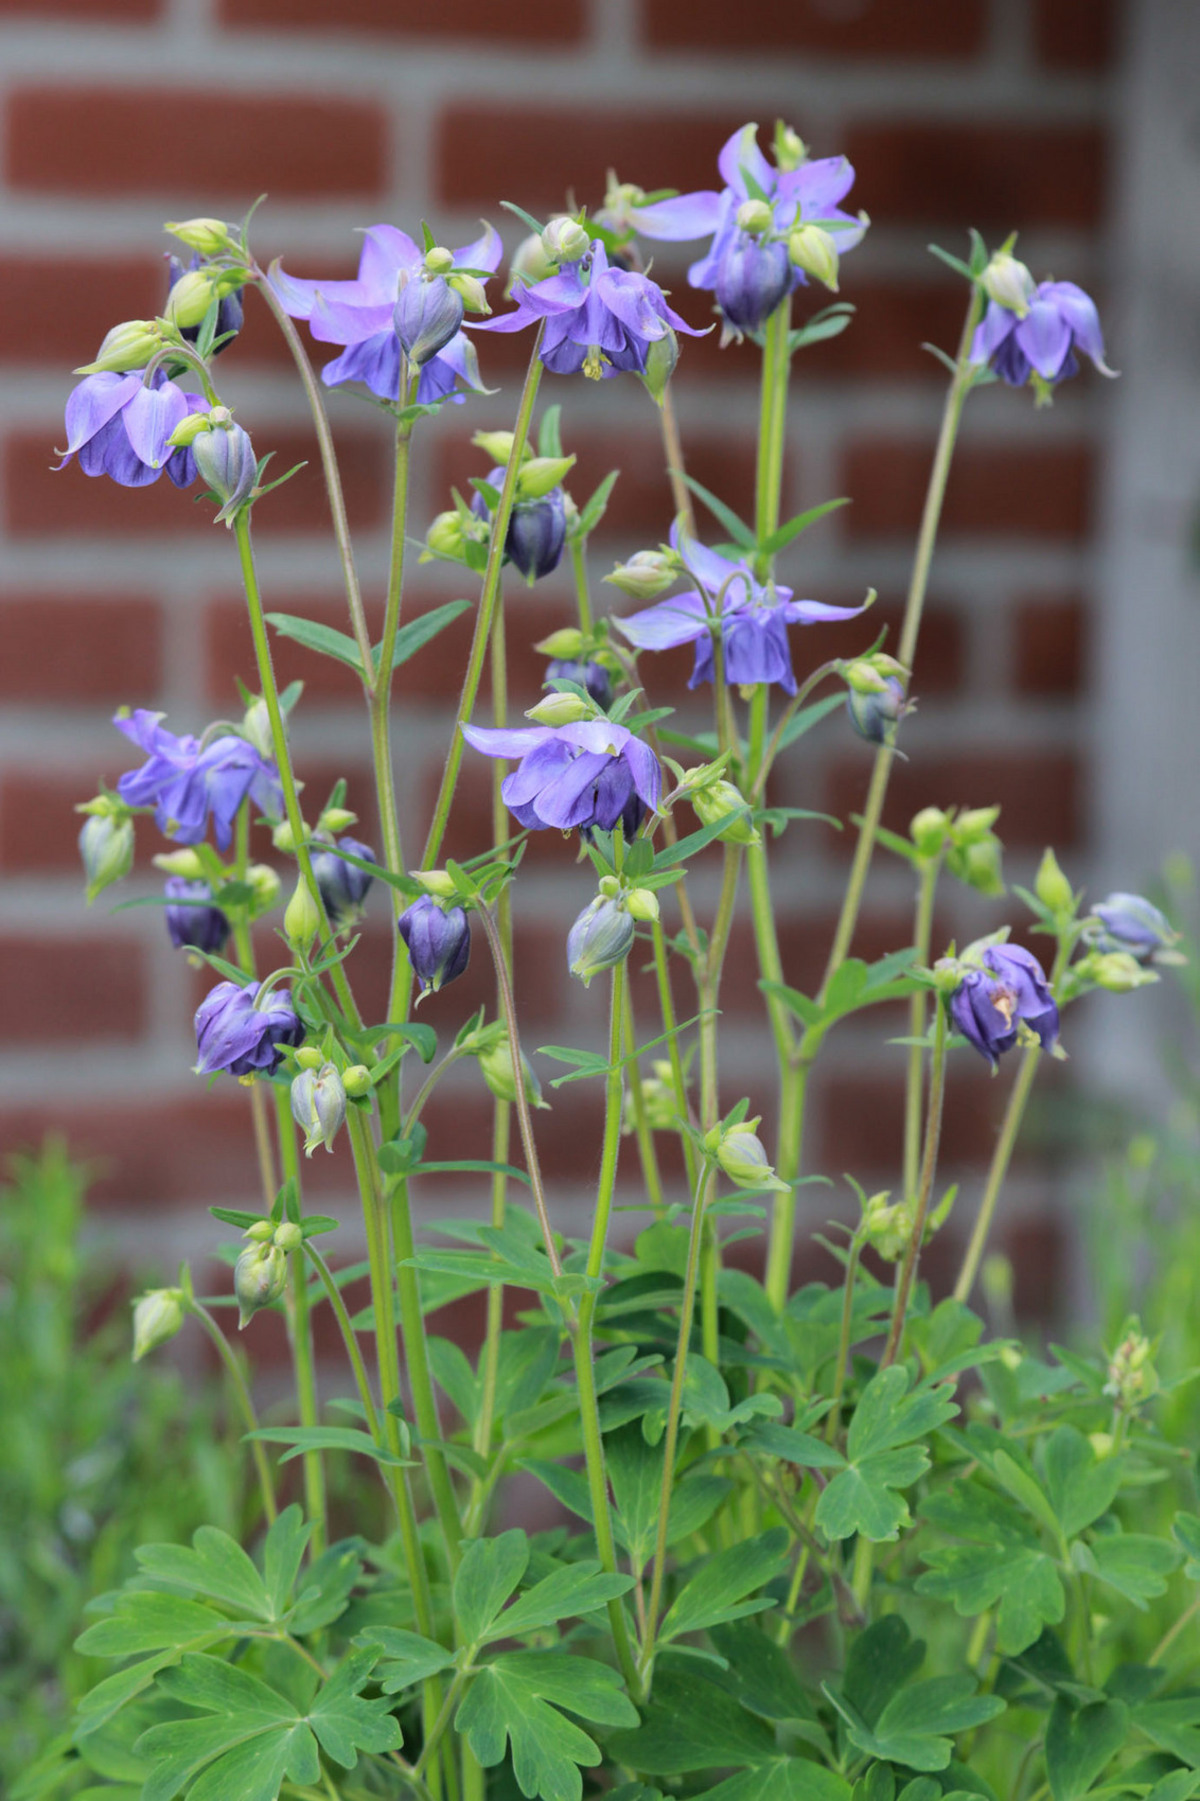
605 1669 777 1774
1042 1427 1125 1540
825 1675 1005 1774
1073 1532 1181 1607
134 1523 274 1620
1044 1696 1128 1801
815 1366 958 1542
456 1650 637 1801
659 1530 788 1642
454 1530 530 1644
916 1483 1065 1654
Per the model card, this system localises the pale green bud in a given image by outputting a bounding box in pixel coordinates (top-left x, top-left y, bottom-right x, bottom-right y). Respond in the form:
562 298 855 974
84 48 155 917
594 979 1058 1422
245 1218 277 1241
598 875 621 899
692 779 760 847
342 1063 372 1096
294 1045 324 1070
318 806 358 835
507 233 556 295
567 895 635 987
625 887 660 923
131 1287 184 1361
164 268 222 329
1077 951 1160 994
472 429 519 465
711 1120 789 1192
981 251 1035 317
842 653 908 695
1035 847 1074 916
736 198 774 236
478 1039 549 1109
947 835 1004 898
626 1060 679 1133
424 510 470 561
246 863 281 915
953 806 1001 843
910 807 951 858
234 1242 288 1328
788 224 839 291
166 405 233 451
774 125 807 171
414 868 458 899
273 1221 303 1252
272 819 309 854
290 1062 346 1156
542 215 590 263
241 696 273 760
639 328 679 404
1089 1430 1115 1460
75 318 163 375
517 455 575 500
1104 1319 1157 1407
526 691 595 726
152 847 205 879
605 549 678 600
424 245 455 274
862 1193 910 1262
533 627 586 659
448 270 490 314
284 878 321 948
79 812 134 903
166 216 233 256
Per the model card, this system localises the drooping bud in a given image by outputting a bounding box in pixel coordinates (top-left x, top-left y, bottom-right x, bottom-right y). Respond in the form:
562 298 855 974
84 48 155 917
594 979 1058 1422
79 812 134 902
692 778 760 847
166 217 233 256
604 549 678 601
846 677 910 746
981 251 1036 317
1035 847 1075 916
1074 951 1159 994
342 1063 372 1096
448 270 490 314
527 691 596 726
234 1240 288 1329
284 878 322 950
75 319 164 376
788 224 839 292
394 274 464 367
508 489 568 581
164 268 223 330
478 1036 549 1109
715 233 793 341
735 198 775 237
542 216 590 264
625 887 660 923
131 1287 185 1361
640 328 680 404
910 807 951 858
1085 892 1183 965
545 658 614 711
947 835 1004 898
707 1119 789 1191
290 1061 347 1155
192 422 258 525
164 877 230 956
311 837 377 928
397 895 471 1001
568 895 635 987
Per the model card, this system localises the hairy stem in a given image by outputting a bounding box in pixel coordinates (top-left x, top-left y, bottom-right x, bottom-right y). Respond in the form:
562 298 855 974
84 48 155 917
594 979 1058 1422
189 1300 277 1525
905 859 941 1201
882 1002 949 1366
276 1091 326 1553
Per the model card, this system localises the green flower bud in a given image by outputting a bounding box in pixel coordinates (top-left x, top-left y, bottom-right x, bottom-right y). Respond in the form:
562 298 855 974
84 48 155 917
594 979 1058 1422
166 405 233 452
541 216 590 264
414 868 458 899
152 847 205 879
241 696 273 760
533 627 586 659
246 863 281 916
1088 1430 1115 1460
79 812 134 903
507 232 556 296
284 878 322 949
131 1287 185 1361
526 691 595 726
295 1045 323 1070
625 887 660 923
981 251 1035 317
910 807 951 858
517 455 576 501
448 270 490 314
1034 847 1074 916
1076 951 1159 993
343 1063 372 1096
841 653 908 695
568 895 635 987
624 1059 680 1133
946 834 1004 898
736 198 774 236
478 1038 549 1109
164 268 222 329
245 1218 277 1240
75 318 164 375
692 779 760 847
273 1221 303 1252
1104 1318 1157 1408
234 1241 288 1328
711 1120 789 1192
424 245 455 274
605 549 678 600
953 806 1001 843
862 1193 910 1262
774 125 807 171
166 216 233 256
290 1061 346 1156
788 224 839 292
472 429 520 466
639 328 680 404
272 819 309 854
318 806 358 835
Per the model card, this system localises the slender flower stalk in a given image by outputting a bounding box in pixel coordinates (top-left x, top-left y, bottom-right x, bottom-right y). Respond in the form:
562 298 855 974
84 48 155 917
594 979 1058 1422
904 859 942 1201
951 1043 1039 1304
882 1002 949 1367
187 1298 277 1525
275 1090 327 1555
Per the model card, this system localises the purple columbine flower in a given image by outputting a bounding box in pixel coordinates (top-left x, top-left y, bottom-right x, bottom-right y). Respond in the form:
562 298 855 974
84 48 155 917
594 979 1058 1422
194 979 304 1078
270 224 500 406
311 836 376 928
614 524 868 695
167 252 244 351
397 895 471 1001
56 367 208 489
713 232 794 338
971 280 1115 391
114 710 282 850
546 657 613 711
478 238 703 379
461 719 660 834
1086 893 1179 963
472 466 567 581
948 943 1059 1071
164 877 230 955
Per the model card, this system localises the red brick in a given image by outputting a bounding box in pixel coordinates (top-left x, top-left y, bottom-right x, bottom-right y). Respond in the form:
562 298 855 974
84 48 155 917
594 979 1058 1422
0 255 163 365
799 599 965 693
826 748 1082 850
1033 0 1117 70
6 424 388 538
0 1094 257 1209
437 107 757 213
0 0 157 11
642 0 986 57
0 935 144 1041
1013 593 1086 696
816 1065 1000 1172
206 592 365 706
0 594 161 703
811 280 968 381
844 123 1107 230
220 0 584 41
843 441 1093 542
1 767 122 873
7 88 387 201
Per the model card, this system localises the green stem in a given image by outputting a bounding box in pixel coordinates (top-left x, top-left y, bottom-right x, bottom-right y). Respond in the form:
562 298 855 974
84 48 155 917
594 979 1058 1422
753 298 792 566
905 859 941 1201
374 388 413 1023
659 383 695 534
651 918 699 1192
277 1091 326 1553
1150 1592 1200 1666
882 1003 948 1367
570 962 641 1698
189 1300 277 1524
304 1243 379 1438
826 1232 865 1445
390 1172 463 1572
622 980 665 1218
569 536 593 635
951 1045 1039 1304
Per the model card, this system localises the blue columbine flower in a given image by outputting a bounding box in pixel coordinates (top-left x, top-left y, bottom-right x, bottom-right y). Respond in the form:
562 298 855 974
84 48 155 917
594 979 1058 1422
270 224 501 406
971 279 1115 392
397 895 471 1001
948 942 1059 1071
478 238 703 379
164 877 230 955
194 980 303 1078
56 368 208 488
1086 893 1181 964
311 835 377 928
614 524 868 695
471 465 567 581
114 710 282 849
461 719 660 833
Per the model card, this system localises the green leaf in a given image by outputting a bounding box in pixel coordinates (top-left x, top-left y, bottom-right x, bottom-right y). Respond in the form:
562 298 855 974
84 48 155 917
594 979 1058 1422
1074 1533 1180 1607
1136 1694 1200 1766
265 611 363 675
358 1627 456 1694
702 1760 851 1801
578 470 620 537
1175 1511 1200 1580
245 1425 411 1468
1043 1427 1124 1539
774 691 845 752
660 1530 788 1642
708 1621 821 1726
74 1593 224 1658
457 1650 637 1801
262 1505 310 1618
485 1561 634 1641
815 1366 956 1542
135 1525 272 1621
677 474 756 549
651 816 744 871
136 1657 310 1801
826 1676 1005 1774
375 599 471 672
307 1647 403 1766
606 1669 777 1774
757 497 849 556
916 1487 1064 1655
1044 1696 1128 1801
842 1617 925 1730
455 1530 530 1644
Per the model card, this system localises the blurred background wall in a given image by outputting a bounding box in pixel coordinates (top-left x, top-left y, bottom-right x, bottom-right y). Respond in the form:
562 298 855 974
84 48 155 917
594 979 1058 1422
0 0 1168 1341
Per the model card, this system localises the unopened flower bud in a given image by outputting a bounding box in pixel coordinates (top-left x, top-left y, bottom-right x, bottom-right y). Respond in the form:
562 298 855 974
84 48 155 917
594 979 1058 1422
568 895 635 987
545 658 613 710
79 812 134 902
290 1061 346 1156
166 405 232 451
625 1059 679 1133
542 216 590 264
1104 1319 1157 1408
1035 848 1075 916
311 837 376 927
736 198 775 237
234 1241 288 1328
164 877 229 956
166 216 233 256
241 697 273 760
910 807 951 858
862 1192 910 1262
981 251 1035 317
472 430 519 465
846 678 910 746
605 550 678 600
625 887 660 923
424 245 455 274
246 863 281 915
508 232 556 296
343 1063 371 1096
1089 1430 1115 1460
946 833 1004 898
953 806 1001 842
692 779 760 847
788 224 839 291
394 273 464 367
295 1045 323 1070
132 1287 185 1361
640 328 680 404
398 896 471 1001
192 422 258 524
709 1120 789 1192
478 1037 548 1109
284 878 322 948
774 125 807 171
318 806 358 835
153 847 205 879
75 319 163 376
527 691 595 726
716 233 792 341
517 456 575 501
414 868 458 898
424 510 472 562
164 268 222 329
449 270 490 314
246 1218 276 1242
1076 951 1159 994
534 627 585 659
1086 892 1183 965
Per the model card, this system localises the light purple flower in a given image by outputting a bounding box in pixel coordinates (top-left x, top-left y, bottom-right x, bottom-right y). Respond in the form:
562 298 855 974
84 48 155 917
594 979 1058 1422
56 367 207 489
461 719 660 833
478 239 703 379
114 709 282 850
614 524 868 695
194 979 303 1078
949 943 1059 1071
270 223 500 406
971 280 1115 389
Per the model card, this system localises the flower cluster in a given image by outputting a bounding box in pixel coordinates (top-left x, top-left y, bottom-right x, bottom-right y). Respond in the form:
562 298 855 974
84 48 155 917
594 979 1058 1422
462 720 660 835
114 711 282 850
56 368 209 489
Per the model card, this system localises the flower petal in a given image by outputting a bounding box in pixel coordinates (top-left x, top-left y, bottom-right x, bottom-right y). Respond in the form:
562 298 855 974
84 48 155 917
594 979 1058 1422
614 590 710 650
621 737 661 811
357 225 420 299
532 749 612 828
633 191 723 241
461 722 551 758
122 380 188 469
452 221 503 274
780 595 872 626
717 123 774 200
60 372 142 459
1015 300 1072 380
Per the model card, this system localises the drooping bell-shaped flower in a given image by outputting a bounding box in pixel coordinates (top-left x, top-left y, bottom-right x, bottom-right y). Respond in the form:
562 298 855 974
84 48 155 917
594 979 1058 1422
947 942 1059 1071
310 836 377 928
164 877 230 955
461 719 659 834
194 980 303 1078
397 895 471 1001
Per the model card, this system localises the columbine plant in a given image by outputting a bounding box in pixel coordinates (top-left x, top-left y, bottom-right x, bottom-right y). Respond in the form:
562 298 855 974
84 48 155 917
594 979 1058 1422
48 129 1200 1801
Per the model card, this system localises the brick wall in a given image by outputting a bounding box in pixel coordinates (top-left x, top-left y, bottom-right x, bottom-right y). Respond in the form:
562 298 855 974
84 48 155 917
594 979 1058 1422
0 0 1119 1326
